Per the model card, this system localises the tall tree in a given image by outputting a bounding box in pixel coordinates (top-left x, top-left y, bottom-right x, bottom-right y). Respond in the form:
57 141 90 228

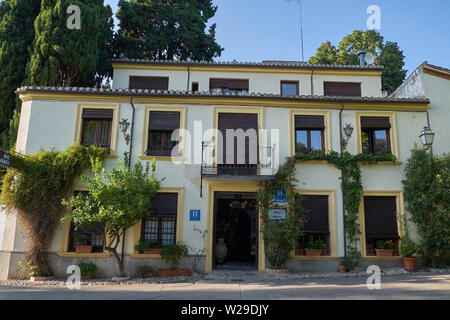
309 30 407 94
0 0 41 149
116 0 223 61
26 0 114 87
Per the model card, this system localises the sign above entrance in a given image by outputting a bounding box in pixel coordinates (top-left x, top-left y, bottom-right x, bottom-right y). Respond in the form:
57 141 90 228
268 208 286 220
0 150 11 168
189 209 201 221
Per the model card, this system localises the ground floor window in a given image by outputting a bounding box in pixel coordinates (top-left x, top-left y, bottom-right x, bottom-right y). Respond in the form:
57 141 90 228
296 195 330 256
68 222 105 253
363 196 400 256
140 193 178 246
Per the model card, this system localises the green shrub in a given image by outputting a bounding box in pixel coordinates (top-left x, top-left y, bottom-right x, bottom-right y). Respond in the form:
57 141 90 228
160 243 189 270
134 239 163 252
399 236 421 258
339 253 360 272
376 240 395 250
307 240 324 250
136 265 153 278
73 233 91 246
77 263 97 276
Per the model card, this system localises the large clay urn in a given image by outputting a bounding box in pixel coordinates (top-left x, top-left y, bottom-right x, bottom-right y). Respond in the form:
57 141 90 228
215 238 228 264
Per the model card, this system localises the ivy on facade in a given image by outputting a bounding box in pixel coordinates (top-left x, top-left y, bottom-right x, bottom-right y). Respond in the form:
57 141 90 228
258 150 397 268
0 143 106 277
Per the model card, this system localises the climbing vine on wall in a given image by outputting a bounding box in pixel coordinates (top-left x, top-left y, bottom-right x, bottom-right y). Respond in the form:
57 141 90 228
0 143 106 277
256 157 305 269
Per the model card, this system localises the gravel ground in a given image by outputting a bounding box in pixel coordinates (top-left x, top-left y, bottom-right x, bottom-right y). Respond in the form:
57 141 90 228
1 267 449 287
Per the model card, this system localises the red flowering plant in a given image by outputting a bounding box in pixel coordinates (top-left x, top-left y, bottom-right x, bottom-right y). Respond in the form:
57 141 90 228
257 156 305 269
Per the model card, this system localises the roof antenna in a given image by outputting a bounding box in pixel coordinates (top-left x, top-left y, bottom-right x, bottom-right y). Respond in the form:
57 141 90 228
299 0 305 62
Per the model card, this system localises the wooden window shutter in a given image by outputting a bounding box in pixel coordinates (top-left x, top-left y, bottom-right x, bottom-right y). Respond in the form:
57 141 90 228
295 115 325 129
148 111 180 131
361 116 391 129
129 76 169 90
82 109 113 119
210 78 249 90
218 113 258 165
324 82 361 97
364 196 399 239
302 195 330 234
151 193 178 216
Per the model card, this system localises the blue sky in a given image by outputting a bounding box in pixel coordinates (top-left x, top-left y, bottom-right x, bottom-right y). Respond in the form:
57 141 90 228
106 0 449 75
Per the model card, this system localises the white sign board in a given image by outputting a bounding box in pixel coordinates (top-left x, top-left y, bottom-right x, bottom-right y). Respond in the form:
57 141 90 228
268 208 286 220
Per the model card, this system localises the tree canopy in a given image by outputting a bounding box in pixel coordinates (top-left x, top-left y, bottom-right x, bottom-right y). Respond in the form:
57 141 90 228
116 0 223 61
309 30 407 94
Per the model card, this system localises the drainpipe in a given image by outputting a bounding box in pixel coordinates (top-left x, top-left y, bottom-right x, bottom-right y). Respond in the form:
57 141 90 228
339 102 347 257
120 96 136 272
187 66 191 91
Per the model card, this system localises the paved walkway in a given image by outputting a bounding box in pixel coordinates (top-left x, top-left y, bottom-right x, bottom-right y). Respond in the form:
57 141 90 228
1 271 449 300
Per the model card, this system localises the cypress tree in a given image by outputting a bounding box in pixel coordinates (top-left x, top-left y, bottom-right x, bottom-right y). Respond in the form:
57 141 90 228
0 0 41 149
116 0 223 61
27 0 113 87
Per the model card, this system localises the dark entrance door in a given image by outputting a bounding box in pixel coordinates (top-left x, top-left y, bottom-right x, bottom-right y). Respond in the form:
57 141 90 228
213 192 258 270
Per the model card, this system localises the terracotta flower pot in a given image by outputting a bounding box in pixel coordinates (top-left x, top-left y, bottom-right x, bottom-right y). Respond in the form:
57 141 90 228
215 238 228 264
403 257 418 271
157 269 190 277
375 249 394 257
143 248 164 254
81 274 93 280
75 245 93 254
305 248 322 256
338 264 347 272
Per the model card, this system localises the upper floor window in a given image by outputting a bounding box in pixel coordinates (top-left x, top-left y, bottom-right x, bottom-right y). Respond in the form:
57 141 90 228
141 193 178 246
129 76 169 90
210 78 249 94
324 82 361 97
81 109 113 150
361 116 391 154
281 81 299 96
294 115 325 153
146 111 180 157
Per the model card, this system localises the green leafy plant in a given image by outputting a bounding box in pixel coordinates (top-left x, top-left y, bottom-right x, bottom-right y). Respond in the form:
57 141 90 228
77 263 97 276
258 157 306 269
18 260 41 277
402 148 450 266
0 143 106 277
160 242 189 270
134 239 163 253
399 236 421 258
216 220 229 239
339 254 359 272
307 240 324 250
376 240 395 250
136 265 153 278
62 155 162 277
73 233 91 246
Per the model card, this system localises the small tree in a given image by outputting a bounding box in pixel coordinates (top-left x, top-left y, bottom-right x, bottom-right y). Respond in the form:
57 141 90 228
63 155 162 277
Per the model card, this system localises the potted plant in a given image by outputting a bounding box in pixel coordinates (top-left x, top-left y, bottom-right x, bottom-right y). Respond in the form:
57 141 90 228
135 239 164 254
215 220 230 264
399 236 421 271
158 242 190 277
136 265 153 278
375 240 396 256
77 262 97 280
338 253 360 272
305 240 324 256
73 233 93 253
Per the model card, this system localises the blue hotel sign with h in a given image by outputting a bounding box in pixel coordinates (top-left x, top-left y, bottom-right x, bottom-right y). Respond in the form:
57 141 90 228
189 209 201 221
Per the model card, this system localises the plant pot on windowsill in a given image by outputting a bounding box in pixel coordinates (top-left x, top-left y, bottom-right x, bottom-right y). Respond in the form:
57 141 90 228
143 248 164 254
304 248 322 256
375 249 394 257
75 245 94 254
157 269 190 277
